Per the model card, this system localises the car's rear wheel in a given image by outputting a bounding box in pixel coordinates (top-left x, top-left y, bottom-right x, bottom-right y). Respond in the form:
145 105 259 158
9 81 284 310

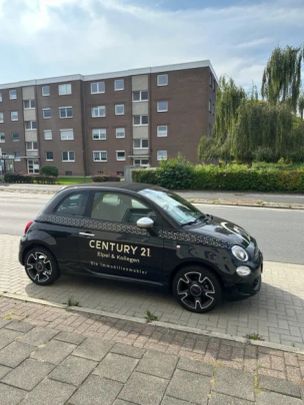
24 247 59 285
173 266 222 313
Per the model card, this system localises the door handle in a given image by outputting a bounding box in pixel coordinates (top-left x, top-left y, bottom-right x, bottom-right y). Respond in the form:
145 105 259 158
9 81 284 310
79 231 95 237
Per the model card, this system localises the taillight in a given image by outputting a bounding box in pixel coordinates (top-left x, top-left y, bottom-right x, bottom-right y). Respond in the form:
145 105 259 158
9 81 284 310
24 221 33 235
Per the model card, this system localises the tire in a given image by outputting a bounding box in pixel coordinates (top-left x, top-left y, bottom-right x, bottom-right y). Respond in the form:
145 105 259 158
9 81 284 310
24 247 60 286
173 265 222 313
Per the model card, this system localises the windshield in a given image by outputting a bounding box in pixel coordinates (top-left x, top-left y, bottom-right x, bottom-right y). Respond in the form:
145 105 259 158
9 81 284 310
139 189 205 226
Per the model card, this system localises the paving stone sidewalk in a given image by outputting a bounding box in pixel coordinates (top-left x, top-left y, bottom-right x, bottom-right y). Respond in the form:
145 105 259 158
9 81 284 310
1 234 304 348
0 295 303 404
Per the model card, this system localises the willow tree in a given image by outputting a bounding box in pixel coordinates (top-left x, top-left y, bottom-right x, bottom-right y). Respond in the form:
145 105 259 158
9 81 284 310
261 46 303 112
198 76 246 161
299 94 304 119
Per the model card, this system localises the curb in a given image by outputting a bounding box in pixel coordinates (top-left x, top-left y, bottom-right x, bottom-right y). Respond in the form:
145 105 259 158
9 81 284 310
188 199 304 211
1 291 303 356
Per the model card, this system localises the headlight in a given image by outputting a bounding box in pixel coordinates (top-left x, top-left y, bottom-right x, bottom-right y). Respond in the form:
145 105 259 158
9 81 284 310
231 245 249 262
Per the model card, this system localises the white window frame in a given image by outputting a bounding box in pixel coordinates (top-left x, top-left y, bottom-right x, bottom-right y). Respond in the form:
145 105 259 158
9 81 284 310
132 90 149 102
62 151 75 162
114 79 124 91
60 129 74 141
90 81 105 94
0 132 5 143
157 74 168 86
157 125 168 137
157 150 168 161
42 85 50 96
45 151 54 161
157 100 168 113
115 104 125 116
10 111 18 121
27 159 40 174
92 150 107 162
25 121 37 130
43 130 53 140
23 99 35 109
91 105 106 118
92 128 107 141
42 108 52 119
0 112 4 123
14 152 21 162
9 89 17 100
0 92 2 102
26 141 38 151
116 150 126 161
115 127 125 139
133 158 149 167
59 106 73 119
58 83 72 95
133 138 149 149
133 115 149 126
12 132 20 142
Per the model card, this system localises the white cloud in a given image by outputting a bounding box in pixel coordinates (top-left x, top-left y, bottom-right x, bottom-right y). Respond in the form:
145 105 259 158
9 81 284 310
0 0 302 88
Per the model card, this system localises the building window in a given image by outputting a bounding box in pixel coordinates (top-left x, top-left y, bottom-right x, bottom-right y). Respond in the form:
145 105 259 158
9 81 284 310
157 74 168 86
46 151 54 161
157 125 168 137
26 141 38 151
42 85 50 96
115 104 125 115
25 121 37 130
91 105 106 118
133 138 149 149
9 89 17 100
132 90 148 101
14 152 21 162
92 128 107 140
42 108 52 119
43 130 52 140
11 111 18 121
59 106 73 118
27 159 40 174
93 150 107 162
62 151 75 162
157 150 167 161
115 127 125 138
12 132 20 142
157 100 168 112
0 132 5 143
23 99 35 109
60 129 74 141
116 150 126 161
133 158 149 167
114 79 124 91
0 92 2 102
0 112 4 123
133 115 148 126
90 81 105 94
58 83 72 95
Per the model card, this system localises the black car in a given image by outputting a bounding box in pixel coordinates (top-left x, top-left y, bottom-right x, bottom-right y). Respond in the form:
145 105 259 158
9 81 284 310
19 183 263 313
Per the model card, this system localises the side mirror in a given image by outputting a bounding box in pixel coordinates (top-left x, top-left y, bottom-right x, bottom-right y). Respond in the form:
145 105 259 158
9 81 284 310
136 217 154 229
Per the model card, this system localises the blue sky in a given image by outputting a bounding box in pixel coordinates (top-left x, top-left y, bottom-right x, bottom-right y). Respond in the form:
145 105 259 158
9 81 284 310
0 0 303 89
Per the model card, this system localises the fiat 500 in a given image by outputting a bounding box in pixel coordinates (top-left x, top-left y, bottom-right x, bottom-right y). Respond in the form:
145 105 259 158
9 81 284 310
19 183 263 313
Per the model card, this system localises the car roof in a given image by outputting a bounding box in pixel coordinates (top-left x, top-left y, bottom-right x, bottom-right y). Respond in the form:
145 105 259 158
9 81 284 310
62 182 166 193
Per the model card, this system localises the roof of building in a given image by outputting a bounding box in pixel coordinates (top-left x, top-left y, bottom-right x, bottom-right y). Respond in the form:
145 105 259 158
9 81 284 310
0 60 218 90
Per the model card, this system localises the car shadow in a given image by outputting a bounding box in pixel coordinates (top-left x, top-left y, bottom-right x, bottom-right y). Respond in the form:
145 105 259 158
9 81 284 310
23 272 304 348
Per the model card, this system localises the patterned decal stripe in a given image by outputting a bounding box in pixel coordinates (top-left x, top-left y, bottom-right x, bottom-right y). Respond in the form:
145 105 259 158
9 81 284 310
159 230 230 248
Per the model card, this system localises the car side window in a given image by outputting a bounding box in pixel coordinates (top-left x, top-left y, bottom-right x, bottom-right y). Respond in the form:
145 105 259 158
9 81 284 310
90 192 158 224
54 192 88 217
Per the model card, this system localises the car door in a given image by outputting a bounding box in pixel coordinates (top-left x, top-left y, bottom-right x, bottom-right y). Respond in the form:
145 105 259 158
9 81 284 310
77 190 165 284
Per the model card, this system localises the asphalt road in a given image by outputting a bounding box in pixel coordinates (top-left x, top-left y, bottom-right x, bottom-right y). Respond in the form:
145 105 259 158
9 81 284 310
0 192 303 264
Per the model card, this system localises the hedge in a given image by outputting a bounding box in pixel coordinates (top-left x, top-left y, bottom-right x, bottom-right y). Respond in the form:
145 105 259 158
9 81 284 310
132 162 304 193
4 173 56 184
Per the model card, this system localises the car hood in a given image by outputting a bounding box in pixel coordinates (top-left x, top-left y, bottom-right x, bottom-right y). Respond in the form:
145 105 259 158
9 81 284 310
187 215 252 248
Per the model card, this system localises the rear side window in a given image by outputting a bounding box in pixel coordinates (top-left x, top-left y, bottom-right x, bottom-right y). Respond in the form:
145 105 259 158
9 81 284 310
54 192 88 217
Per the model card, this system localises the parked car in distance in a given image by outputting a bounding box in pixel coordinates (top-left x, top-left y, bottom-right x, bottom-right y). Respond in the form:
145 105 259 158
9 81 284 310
19 183 263 313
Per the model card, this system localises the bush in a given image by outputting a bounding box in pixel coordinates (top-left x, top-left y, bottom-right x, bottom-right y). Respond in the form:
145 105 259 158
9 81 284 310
92 175 120 182
157 158 194 189
132 160 304 193
40 166 59 177
4 173 55 184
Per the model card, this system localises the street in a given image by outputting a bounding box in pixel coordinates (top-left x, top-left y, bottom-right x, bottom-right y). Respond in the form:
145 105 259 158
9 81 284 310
0 191 303 264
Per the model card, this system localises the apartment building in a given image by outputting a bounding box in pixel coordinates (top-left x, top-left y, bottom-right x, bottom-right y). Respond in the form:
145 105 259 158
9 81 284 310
0 60 217 176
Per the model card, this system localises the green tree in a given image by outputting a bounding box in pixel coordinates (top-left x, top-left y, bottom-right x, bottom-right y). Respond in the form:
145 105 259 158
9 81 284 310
298 94 304 119
261 46 303 112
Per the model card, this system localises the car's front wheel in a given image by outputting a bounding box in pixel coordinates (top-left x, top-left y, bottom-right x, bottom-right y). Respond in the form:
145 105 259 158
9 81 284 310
24 247 59 285
173 266 222 313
